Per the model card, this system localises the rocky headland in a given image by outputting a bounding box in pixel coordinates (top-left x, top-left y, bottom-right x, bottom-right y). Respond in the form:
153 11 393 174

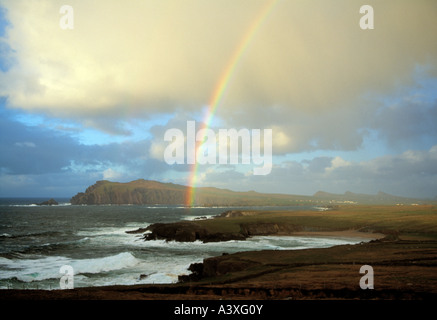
35 198 58 206
142 221 246 242
141 210 300 242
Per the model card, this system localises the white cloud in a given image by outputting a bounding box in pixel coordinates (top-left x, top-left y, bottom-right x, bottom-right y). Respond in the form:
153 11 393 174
1 0 436 198
1 0 436 154
149 142 166 161
192 145 437 198
325 156 351 174
102 168 123 181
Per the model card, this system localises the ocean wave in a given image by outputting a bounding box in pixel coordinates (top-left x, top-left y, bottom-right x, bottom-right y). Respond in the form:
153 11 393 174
4 230 65 239
57 202 72 206
313 206 330 211
0 233 12 238
9 204 38 207
141 235 362 254
0 252 141 282
4 237 91 256
77 227 134 237
77 226 146 245
72 252 141 275
9 202 71 207
181 215 216 221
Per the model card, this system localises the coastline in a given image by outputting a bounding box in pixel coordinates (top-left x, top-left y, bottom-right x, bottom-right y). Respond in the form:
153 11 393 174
1 205 436 300
141 208 390 243
1 236 436 300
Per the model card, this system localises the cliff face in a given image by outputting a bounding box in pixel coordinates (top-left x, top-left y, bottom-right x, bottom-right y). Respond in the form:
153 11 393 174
69 179 304 206
70 180 187 205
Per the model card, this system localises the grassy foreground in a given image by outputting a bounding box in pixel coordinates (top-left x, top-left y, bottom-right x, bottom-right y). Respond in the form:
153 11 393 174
1 205 437 300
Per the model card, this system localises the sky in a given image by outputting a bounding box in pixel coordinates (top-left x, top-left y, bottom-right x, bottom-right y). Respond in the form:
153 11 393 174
0 0 436 199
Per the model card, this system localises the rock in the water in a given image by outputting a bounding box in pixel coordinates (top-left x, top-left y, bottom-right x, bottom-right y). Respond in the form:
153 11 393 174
37 198 58 206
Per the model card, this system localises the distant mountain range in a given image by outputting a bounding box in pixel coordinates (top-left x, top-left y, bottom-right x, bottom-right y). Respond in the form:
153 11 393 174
69 179 436 206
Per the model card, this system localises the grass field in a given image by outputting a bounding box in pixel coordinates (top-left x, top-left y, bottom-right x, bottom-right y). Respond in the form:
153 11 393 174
193 205 437 239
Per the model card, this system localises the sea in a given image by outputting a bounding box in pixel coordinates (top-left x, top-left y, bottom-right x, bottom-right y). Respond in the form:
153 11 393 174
0 198 366 290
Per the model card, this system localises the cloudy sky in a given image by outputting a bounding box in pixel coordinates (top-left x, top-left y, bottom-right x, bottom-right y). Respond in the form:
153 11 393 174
0 0 436 199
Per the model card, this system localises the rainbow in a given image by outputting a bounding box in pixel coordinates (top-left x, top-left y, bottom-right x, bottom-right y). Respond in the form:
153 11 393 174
185 0 280 207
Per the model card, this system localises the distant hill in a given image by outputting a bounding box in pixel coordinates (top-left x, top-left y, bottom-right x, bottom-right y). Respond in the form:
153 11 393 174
69 179 311 206
71 180 187 205
70 179 436 206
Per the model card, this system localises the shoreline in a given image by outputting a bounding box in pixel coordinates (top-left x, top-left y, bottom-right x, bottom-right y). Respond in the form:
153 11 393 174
1 205 436 300
142 209 389 243
1 237 436 300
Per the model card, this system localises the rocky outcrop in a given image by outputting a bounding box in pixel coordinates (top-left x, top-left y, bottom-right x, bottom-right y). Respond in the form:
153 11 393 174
216 210 258 218
36 198 58 206
143 222 246 243
202 256 260 277
141 218 299 243
125 227 150 234
179 254 262 282
70 180 187 205
143 222 207 242
240 223 281 236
